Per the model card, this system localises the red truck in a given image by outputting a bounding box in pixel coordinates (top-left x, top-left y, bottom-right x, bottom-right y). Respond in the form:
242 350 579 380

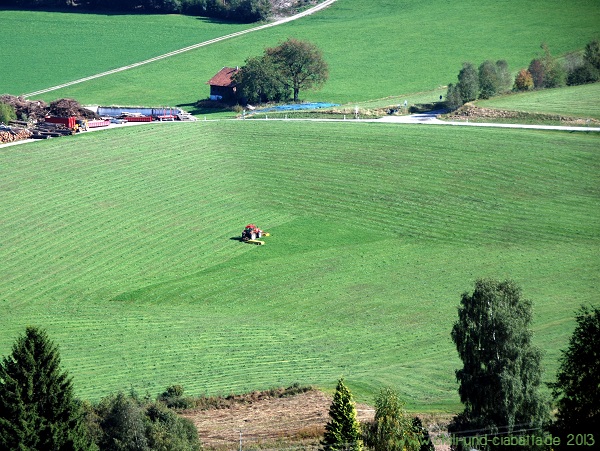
44 116 77 129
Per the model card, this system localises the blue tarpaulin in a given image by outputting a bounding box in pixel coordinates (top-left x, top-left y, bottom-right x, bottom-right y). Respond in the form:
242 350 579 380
254 102 339 113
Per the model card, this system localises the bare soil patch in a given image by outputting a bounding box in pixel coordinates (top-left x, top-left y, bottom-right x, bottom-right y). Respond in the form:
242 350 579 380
181 387 453 450
181 389 374 450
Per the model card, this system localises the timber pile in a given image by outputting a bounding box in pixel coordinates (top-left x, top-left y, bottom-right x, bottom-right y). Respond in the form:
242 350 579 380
30 122 75 139
0 124 33 143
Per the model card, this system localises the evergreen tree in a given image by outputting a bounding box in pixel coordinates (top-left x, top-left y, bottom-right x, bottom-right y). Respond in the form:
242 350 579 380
448 279 550 450
321 378 362 451
0 326 92 450
549 305 600 448
411 417 435 451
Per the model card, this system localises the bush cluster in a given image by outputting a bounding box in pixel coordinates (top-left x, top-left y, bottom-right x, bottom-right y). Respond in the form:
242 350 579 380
445 39 600 111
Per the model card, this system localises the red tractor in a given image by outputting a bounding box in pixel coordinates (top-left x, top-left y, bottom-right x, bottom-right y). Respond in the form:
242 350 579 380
241 224 263 242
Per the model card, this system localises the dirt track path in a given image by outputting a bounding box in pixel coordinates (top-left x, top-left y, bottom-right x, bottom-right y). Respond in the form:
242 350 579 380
22 0 338 98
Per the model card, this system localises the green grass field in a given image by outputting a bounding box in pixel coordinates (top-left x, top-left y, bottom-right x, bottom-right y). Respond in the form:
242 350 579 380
0 10 251 96
1 122 598 410
476 83 600 120
2 0 599 106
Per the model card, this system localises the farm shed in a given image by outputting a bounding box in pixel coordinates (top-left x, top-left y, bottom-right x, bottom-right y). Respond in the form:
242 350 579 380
207 67 240 101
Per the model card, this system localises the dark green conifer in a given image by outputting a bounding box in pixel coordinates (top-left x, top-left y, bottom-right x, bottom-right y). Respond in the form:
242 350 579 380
0 326 92 450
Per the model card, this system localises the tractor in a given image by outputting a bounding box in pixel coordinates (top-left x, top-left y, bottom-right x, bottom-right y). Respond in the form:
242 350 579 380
241 224 263 241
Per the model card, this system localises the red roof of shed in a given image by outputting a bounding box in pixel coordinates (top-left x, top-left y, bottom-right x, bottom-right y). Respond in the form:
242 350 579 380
207 67 239 87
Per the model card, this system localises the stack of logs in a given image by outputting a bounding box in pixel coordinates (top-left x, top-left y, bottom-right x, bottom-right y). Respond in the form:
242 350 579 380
0 124 33 144
29 122 75 139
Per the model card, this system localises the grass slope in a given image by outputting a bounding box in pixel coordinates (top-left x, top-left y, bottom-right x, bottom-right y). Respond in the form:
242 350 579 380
3 0 599 106
476 83 600 120
0 10 251 96
1 122 598 410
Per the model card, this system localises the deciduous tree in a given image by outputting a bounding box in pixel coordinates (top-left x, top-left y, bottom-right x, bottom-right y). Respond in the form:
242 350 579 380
234 55 288 104
0 326 92 450
0 102 17 124
445 83 463 110
549 305 600 447
448 279 550 450
266 38 329 102
321 378 362 451
583 39 600 71
513 69 534 91
457 62 479 103
478 60 501 99
495 60 512 93
363 387 419 451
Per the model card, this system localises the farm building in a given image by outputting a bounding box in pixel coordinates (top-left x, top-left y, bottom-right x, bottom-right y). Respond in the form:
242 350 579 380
207 67 240 101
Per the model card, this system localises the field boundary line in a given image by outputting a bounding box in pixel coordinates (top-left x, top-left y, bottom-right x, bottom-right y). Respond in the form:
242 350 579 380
238 116 600 132
21 0 338 98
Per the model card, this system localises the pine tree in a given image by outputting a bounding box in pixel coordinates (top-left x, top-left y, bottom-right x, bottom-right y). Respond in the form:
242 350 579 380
448 279 550 450
321 378 362 451
0 326 92 450
549 305 600 447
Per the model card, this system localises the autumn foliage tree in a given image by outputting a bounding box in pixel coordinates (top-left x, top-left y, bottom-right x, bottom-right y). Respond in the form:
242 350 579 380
514 69 534 91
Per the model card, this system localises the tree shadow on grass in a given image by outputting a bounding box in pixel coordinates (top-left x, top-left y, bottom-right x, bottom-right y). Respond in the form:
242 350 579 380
176 100 237 116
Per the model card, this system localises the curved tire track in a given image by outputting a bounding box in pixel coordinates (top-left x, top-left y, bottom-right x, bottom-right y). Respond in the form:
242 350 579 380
22 0 337 98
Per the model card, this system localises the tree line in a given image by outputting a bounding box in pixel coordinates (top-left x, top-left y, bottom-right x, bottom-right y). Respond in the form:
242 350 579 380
319 280 599 451
4 0 271 22
1 284 598 450
446 39 600 110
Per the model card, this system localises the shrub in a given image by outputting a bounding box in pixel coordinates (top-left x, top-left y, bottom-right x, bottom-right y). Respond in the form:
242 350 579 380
158 385 194 409
0 102 16 124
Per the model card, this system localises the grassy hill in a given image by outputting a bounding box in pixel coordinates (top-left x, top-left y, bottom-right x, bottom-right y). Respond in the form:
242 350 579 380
476 83 600 120
1 121 598 410
2 0 599 106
